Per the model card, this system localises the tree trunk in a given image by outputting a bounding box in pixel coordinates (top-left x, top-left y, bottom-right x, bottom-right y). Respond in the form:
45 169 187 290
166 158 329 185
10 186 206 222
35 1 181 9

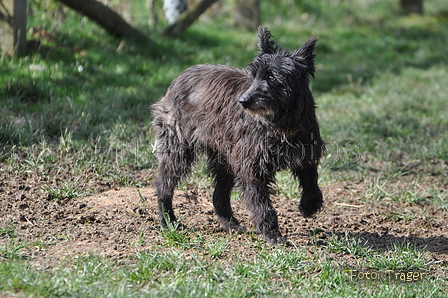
148 0 157 27
57 0 155 45
233 0 260 31
0 0 27 56
163 0 219 37
400 0 423 14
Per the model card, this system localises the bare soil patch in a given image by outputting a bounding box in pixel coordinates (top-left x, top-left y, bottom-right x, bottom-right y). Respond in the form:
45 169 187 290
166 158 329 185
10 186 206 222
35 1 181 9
1 168 447 275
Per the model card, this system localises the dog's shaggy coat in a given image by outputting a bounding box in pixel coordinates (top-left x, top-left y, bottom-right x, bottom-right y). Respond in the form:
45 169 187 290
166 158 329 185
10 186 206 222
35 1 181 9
151 27 324 243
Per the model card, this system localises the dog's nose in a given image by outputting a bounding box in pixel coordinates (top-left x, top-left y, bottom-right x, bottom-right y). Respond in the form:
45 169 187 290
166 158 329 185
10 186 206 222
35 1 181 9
239 95 251 108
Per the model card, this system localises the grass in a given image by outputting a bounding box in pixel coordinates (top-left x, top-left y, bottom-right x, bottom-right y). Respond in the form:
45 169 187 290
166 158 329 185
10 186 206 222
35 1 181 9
41 180 84 201
157 213 193 248
0 223 16 238
204 236 231 258
0 243 443 297
367 242 431 272
326 232 372 258
1 0 447 296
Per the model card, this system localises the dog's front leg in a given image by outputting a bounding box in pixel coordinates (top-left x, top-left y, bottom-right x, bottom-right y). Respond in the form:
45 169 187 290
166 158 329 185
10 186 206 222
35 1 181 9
240 182 286 244
294 164 323 217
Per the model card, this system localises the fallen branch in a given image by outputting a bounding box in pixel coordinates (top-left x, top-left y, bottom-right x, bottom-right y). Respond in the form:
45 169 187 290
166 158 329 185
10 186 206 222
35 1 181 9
57 0 155 46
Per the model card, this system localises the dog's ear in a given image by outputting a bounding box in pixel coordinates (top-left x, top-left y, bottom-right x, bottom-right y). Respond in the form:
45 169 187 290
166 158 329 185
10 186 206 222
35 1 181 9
257 26 278 54
293 36 318 77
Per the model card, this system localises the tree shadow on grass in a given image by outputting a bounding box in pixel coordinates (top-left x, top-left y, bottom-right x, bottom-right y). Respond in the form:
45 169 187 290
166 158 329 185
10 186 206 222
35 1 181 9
357 231 448 256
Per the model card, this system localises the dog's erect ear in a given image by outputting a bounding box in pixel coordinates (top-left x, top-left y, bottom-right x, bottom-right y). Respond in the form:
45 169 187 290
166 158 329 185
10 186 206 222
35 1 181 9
257 26 278 54
293 35 318 77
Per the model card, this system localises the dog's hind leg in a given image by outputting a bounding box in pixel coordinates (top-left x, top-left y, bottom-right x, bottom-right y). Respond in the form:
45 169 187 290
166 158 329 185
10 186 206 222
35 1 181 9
155 145 195 227
294 164 323 217
208 155 245 233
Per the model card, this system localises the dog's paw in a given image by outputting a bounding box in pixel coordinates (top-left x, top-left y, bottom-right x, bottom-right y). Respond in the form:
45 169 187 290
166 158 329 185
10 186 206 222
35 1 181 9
219 217 246 233
232 223 247 233
267 236 287 245
264 230 287 245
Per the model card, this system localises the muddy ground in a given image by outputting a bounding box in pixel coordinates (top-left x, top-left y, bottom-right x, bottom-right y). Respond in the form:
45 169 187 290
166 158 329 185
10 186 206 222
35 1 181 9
0 166 447 279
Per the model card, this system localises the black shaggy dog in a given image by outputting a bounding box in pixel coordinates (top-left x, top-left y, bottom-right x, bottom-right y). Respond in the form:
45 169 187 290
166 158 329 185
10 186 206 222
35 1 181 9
151 27 324 244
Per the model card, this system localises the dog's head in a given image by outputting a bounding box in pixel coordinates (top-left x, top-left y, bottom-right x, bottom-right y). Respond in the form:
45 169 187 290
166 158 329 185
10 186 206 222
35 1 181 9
239 27 318 129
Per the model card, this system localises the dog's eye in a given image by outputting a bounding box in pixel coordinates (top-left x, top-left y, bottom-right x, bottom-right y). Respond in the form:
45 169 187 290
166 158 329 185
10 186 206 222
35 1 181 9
268 75 276 81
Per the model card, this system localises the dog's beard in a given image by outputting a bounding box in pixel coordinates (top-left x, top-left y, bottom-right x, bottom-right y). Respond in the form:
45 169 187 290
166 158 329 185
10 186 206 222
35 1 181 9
244 105 273 117
241 98 274 117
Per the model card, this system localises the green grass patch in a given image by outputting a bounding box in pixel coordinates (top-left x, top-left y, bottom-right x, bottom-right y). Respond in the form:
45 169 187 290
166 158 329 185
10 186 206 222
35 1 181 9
327 232 372 258
0 224 16 238
367 242 431 272
41 182 83 201
0 242 444 297
157 214 195 248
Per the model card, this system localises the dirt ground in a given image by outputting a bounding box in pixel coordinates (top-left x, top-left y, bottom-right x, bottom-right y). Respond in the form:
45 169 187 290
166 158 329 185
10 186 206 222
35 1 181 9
0 167 447 278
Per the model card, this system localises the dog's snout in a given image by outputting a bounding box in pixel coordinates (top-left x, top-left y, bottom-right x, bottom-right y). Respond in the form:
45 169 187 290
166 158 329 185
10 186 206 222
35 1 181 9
239 94 250 103
239 95 252 108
